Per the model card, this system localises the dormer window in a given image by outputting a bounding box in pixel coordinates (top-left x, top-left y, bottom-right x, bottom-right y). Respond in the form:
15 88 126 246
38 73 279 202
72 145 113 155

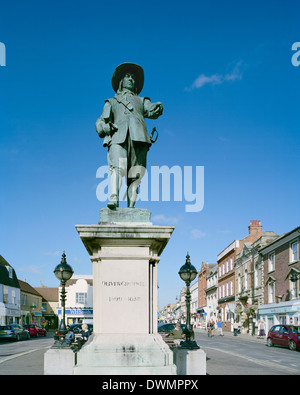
6 266 13 279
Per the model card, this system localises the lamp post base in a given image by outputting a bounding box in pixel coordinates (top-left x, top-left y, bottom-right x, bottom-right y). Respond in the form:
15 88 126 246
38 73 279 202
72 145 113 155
179 340 200 350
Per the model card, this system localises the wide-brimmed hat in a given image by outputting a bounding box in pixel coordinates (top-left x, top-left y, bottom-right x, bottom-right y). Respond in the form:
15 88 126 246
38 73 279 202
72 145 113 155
111 62 144 94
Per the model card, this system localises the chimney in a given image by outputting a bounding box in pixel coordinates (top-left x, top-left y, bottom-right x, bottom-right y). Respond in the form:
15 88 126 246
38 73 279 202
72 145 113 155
248 220 262 236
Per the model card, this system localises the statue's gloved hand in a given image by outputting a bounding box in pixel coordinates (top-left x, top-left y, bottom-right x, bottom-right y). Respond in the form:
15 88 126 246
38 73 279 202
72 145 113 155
103 122 118 136
149 102 163 118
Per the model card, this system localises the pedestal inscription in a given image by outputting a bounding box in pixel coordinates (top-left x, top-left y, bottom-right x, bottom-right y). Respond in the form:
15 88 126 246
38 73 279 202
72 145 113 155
99 259 149 333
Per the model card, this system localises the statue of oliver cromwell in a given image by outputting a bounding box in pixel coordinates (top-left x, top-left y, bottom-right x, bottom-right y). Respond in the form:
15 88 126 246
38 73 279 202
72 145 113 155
95 62 163 209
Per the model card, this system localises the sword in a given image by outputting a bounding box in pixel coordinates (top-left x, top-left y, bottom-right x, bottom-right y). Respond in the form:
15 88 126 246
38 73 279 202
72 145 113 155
149 127 158 143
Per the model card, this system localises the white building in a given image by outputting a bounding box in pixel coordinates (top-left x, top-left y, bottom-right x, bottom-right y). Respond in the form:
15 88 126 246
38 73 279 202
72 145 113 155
190 280 199 326
0 255 21 325
57 274 93 325
205 264 218 322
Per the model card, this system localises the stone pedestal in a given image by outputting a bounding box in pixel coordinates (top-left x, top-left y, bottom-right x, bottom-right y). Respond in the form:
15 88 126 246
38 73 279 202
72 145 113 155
44 348 75 375
73 208 177 375
173 348 206 375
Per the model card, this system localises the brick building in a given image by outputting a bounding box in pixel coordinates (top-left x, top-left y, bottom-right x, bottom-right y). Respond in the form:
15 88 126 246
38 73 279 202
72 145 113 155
258 226 300 332
217 220 265 331
235 230 278 334
197 261 216 325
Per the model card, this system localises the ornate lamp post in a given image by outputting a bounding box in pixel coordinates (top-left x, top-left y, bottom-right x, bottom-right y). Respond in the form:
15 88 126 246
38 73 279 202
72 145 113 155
53 251 73 347
178 252 200 349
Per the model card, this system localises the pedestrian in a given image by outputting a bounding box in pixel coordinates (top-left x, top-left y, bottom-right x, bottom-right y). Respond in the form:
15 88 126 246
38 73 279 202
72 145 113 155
233 320 239 336
166 323 184 345
65 325 75 343
258 319 266 338
211 319 215 336
77 324 90 349
217 318 224 336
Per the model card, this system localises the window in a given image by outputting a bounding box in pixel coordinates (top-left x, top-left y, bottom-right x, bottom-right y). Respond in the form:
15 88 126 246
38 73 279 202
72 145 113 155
12 290 16 304
291 241 298 263
22 294 27 305
76 292 87 305
268 253 275 272
3 286 8 304
268 282 275 303
6 266 13 279
254 265 259 288
272 325 280 333
244 270 248 290
278 315 286 325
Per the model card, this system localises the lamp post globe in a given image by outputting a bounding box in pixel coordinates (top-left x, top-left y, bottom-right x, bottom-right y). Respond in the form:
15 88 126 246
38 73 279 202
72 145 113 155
54 251 74 283
53 251 73 345
290 272 299 283
178 252 199 349
178 252 198 284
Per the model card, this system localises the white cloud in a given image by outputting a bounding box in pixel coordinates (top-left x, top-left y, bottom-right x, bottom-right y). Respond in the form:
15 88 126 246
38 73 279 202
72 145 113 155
152 214 179 224
190 229 206 239
18 265 43 275
186 60 243 90
191 73 222 89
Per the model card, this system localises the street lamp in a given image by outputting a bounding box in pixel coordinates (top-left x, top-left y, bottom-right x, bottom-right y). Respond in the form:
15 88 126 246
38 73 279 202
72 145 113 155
290 272 300 283
53 251 73 346
178 252 200 349
290 272 300 297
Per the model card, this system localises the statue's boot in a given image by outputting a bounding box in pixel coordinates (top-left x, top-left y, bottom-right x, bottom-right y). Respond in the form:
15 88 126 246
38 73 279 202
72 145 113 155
107 169 122 209
107 194 119 209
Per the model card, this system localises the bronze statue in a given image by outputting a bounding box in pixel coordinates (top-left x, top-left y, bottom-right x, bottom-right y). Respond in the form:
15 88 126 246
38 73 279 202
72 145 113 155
95 63 163 209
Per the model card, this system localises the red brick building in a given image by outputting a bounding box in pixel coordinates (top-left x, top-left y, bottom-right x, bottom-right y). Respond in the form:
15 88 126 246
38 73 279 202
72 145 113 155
217 220 264 331
258 226 300 332
260 226 300 304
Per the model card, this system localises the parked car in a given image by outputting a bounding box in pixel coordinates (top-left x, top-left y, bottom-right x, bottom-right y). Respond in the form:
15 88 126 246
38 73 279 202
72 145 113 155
24 324 47 337
0 324 30 341
267 325 300 351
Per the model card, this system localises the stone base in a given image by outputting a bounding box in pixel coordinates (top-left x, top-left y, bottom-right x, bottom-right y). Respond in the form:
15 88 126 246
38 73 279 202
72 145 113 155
44 348 75 375
173 348 206 375
73 333 177 375
100 207 151 224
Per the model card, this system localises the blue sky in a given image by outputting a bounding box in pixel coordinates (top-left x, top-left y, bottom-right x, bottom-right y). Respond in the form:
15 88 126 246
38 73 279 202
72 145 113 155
1 0 300 309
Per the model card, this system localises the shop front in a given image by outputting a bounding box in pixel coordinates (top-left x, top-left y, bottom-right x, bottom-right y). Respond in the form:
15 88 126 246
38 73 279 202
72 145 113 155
32 311 42 326
258 300 300 334
57 308 93 325
5 307 20 325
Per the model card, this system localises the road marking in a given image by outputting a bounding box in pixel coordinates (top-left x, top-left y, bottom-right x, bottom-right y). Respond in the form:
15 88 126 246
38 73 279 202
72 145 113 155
0 349 39 364
203 346 300 375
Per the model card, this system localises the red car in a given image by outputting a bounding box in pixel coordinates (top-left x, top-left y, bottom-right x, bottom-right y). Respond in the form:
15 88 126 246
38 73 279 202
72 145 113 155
24 324 47 337
267 325 300 351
